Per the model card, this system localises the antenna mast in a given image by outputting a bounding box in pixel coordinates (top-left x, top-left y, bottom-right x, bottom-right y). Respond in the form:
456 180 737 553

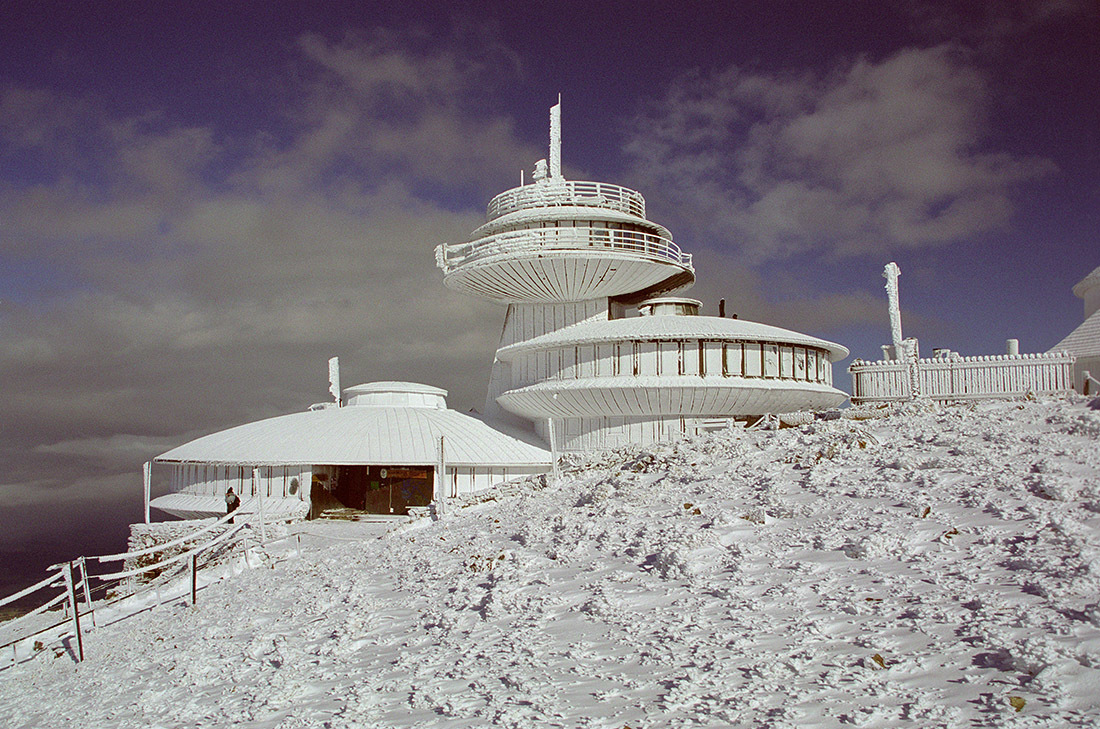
549 94 562 179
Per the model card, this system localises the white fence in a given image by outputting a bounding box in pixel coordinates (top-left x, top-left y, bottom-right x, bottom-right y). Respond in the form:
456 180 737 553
0 510 296 664
849 352 1076 404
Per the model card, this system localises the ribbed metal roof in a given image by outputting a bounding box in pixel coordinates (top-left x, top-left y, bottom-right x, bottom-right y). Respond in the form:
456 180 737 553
1072 265 1100 299
495 315 850 362
1050 309 1100 358
155 404 551 467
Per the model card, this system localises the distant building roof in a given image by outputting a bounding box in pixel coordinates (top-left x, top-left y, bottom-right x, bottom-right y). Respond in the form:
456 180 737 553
1050 309 1100 358
155 382 550 467
1072 265 1100 300
495 315 850 362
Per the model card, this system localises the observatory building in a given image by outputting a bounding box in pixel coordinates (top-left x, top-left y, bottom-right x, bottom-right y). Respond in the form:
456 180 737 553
436 101 850 451
149 101 850 520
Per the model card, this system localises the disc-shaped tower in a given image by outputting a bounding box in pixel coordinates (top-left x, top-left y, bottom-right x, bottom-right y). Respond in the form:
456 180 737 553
435 101 850 451
436 103 695 305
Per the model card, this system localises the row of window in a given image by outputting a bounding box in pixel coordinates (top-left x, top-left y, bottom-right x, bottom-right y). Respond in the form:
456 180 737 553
512 340 832 387
176 464 307 499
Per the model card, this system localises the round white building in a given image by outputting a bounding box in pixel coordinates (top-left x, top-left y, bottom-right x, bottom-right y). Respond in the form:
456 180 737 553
150 382 551 519
435 102 850 451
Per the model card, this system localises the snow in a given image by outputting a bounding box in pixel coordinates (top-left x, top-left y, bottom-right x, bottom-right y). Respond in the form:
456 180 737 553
2 397 1100 728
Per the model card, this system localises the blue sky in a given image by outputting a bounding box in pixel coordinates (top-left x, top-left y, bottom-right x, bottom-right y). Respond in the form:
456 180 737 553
1 0 1097 589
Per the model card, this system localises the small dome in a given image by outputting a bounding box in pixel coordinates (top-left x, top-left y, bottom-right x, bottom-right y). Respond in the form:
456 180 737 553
344 381 447 409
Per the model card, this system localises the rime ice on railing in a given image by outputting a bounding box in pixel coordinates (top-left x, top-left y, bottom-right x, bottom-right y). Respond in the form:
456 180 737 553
850 351 1076 404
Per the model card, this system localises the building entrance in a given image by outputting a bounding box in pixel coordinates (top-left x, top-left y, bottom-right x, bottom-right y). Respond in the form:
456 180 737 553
333 465 433 515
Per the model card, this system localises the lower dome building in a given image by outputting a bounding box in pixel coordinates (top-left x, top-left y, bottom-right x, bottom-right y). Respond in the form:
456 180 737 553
149 382 551 520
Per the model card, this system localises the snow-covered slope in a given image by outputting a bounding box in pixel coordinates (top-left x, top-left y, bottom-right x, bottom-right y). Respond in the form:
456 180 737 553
2 398 1100 728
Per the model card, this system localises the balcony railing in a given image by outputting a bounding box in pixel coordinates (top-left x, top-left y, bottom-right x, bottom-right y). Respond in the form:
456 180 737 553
436 226 693 274
486 180 647 220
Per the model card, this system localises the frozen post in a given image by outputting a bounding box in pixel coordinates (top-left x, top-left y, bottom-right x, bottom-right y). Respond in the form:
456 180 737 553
77 556 92 626
328 356 341 406
63 561 83 662
143 461 151 524
883 262 921 398
253 468 267 543
549 95 562 180
190 552 198 605
547 418 560 484
883 263 904 362
435 435 447 518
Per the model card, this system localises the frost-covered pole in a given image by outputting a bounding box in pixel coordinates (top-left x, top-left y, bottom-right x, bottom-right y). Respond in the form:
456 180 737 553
254 468 267 543
328 356 341 406
547 418 560 484
143 461 151 524
883 262 921 399
435 435 447 517
883 263 904 362
64 561 83 662
549 95 562 180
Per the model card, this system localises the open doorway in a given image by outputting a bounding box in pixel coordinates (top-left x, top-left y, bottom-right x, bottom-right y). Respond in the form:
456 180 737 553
333 465 433 515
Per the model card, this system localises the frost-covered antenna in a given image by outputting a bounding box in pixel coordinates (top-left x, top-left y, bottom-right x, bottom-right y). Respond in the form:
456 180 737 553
549 94 562 180
883 262 904 361
328 356 341 406
883 261 922 397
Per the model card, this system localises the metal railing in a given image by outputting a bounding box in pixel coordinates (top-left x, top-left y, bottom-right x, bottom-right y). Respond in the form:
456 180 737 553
486 180 646 220
849 352 1076 404
437 226 693 275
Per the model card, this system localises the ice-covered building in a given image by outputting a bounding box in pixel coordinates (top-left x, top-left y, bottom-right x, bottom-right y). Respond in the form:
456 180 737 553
1049 265 1100 395
149 382 550 519
149 101 852 519
435 102 850 451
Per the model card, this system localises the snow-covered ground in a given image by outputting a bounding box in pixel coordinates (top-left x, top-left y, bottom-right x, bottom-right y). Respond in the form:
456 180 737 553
2 397 1100 728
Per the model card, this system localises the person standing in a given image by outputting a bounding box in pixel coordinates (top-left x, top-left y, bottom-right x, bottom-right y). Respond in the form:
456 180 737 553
225 487 241 523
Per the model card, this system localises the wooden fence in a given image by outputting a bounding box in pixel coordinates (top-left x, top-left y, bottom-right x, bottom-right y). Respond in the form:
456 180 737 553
849 351 1076 404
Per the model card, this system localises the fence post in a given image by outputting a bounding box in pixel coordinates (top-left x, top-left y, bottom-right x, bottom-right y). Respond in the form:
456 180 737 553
254 468 268 543
190 552 198 606
63 562 84 662
143 461 152 524
77 556 95 627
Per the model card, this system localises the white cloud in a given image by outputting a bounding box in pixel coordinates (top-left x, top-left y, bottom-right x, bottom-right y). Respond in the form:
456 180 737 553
0 30 528 507
625 45 1055 261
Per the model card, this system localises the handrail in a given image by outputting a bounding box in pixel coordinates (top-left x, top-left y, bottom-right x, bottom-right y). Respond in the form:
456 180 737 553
18 584 72 620
94 509 238 563
487 180 646 220
95 522 248 582
0 570 63 609
438 226 693 274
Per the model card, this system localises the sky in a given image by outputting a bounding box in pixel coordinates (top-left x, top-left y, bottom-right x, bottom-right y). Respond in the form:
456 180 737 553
1 0 1097 592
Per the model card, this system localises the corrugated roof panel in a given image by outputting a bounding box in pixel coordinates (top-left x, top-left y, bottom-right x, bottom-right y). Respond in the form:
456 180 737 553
155 406 551 467
1050 310 1100 358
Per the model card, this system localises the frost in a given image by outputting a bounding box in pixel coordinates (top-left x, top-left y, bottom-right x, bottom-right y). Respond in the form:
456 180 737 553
2 397 1099 727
